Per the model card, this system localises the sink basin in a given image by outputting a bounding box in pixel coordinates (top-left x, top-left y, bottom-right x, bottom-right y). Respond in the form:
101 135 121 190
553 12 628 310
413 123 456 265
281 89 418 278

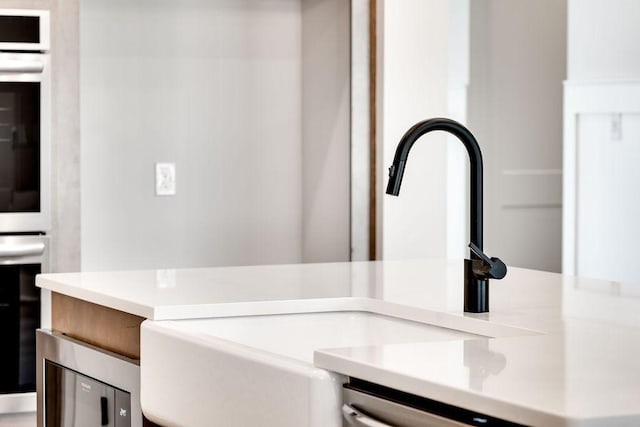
171 311 482 363
140 307 486 427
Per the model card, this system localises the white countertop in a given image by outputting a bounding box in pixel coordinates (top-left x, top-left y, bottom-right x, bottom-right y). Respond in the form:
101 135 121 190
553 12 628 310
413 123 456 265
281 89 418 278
37 259 640 426
37 262 359 319
315 325 640 426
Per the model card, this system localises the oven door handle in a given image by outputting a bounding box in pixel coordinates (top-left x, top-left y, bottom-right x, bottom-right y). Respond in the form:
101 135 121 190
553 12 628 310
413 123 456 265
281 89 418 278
0 59 45 73
0 242 45 258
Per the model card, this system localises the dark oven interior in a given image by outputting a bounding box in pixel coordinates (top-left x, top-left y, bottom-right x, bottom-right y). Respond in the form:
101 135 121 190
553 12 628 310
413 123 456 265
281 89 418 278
0 263 41 393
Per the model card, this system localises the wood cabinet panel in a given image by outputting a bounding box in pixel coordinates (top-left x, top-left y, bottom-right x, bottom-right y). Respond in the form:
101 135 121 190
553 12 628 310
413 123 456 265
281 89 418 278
51 292 144 360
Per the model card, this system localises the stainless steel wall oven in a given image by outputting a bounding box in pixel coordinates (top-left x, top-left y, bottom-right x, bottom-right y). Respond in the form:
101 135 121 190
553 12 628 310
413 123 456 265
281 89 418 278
0 9 50 233
0 8 51 415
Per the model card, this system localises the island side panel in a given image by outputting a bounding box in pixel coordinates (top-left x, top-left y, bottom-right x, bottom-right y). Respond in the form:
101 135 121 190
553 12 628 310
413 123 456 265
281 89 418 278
51 292 144 359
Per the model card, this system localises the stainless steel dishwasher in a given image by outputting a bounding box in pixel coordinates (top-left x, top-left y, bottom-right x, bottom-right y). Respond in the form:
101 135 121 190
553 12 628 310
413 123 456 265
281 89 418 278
342 379 527 427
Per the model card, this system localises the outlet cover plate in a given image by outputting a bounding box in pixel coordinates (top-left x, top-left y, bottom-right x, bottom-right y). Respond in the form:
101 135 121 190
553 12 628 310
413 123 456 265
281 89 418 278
155 163 176 196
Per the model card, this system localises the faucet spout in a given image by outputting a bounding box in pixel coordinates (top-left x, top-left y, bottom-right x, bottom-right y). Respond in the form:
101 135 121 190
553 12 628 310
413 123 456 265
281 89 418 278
386 117 506 313
386 118 483 248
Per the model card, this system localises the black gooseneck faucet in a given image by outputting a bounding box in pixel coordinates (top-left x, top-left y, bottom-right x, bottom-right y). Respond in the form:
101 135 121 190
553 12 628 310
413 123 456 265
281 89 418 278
386 117 507 313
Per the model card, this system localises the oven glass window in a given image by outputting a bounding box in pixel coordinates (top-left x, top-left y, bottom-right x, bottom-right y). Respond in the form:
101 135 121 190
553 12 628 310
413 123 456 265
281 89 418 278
0 82 41 213
0 264 41 393
0 16 40 44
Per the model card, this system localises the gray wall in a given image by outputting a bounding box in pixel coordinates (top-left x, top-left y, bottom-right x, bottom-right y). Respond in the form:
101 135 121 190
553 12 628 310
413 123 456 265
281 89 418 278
51 0 81 273
301 0 351 262
468 0 567 272
80 0 351 271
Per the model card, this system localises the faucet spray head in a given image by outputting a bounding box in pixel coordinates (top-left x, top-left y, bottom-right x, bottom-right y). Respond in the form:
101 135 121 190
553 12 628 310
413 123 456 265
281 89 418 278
386 160 406 196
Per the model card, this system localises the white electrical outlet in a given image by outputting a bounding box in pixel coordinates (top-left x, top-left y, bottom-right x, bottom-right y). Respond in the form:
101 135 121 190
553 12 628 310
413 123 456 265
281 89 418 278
155 163 176 196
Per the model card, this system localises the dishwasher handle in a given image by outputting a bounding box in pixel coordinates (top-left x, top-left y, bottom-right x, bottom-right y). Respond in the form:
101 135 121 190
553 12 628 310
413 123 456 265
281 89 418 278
0 242 46 258
343 404 395 427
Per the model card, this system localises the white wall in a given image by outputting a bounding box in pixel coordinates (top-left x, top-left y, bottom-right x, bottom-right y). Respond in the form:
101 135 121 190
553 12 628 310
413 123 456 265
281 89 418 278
446 0 470 260
576 111 640 283
568 0 640 81
81 0 350 271
564 0 640 282
379 0 450 260
377 1 479 262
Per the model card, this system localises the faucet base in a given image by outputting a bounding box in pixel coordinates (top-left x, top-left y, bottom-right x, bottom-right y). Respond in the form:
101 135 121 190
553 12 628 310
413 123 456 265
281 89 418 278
464 259 489 313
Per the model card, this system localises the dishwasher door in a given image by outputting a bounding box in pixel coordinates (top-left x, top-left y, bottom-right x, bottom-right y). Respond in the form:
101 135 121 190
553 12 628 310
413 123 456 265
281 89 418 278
343 387 468 427
342 380 527 427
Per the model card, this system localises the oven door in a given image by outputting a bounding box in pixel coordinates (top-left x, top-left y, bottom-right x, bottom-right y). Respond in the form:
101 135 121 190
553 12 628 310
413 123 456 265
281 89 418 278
0 234 49 413
0 52 51 232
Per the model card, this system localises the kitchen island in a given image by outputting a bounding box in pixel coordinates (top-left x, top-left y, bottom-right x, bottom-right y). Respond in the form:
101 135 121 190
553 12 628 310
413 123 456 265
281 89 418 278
36 259 640 426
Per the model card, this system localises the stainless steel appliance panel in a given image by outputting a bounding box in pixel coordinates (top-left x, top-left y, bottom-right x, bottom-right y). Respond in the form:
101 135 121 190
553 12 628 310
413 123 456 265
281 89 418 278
343 388 468 427
36 330 141 427
343 380 527 427
44 361 120 427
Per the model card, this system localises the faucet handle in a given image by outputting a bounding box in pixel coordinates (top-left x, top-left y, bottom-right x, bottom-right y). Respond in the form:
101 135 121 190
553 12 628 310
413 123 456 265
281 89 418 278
468 243 507 280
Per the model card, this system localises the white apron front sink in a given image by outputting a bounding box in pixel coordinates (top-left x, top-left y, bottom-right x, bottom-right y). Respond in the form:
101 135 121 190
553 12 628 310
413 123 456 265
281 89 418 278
140 308 486 427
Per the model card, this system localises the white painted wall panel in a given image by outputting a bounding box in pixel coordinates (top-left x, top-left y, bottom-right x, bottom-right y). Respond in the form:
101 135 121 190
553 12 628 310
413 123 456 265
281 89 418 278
576 113 640 283
564 0 640 282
